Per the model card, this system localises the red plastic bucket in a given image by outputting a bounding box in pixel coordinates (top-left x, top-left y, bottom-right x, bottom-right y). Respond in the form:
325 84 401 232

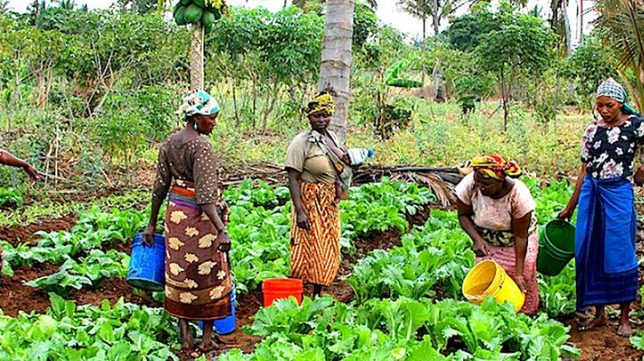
262 278 304 307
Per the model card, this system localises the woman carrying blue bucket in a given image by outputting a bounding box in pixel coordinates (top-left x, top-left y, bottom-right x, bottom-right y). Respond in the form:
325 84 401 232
143 90 232 354
559 78 643 337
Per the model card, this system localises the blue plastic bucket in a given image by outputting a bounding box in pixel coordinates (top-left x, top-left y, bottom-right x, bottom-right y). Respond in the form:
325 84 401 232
199 285 236 335
127 233 165 292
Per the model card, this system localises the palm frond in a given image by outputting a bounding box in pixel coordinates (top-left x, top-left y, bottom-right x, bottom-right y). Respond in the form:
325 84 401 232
593 0 644 112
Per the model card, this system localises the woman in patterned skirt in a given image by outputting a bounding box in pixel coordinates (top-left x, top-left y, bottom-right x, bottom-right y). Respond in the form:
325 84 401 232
285 91 346 297
143 90 232 353
455 154 540 314
559 77 643 336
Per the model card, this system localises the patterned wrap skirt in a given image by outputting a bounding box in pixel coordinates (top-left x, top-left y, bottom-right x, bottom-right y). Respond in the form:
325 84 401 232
163 181 232 320
475 229 540 315
290 181 341 286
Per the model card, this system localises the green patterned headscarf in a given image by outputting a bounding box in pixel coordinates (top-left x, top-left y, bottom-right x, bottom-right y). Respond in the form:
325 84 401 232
177 90 220 118
596 77 640 116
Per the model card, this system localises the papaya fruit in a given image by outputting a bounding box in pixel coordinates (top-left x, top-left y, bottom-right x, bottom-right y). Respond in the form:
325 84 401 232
180 0 191 5
202 10 216 29
174 6 187 26
192 0 205 8
184 4 203 23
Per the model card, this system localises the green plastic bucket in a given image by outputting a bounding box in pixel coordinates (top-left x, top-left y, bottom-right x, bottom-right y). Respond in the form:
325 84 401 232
537 220 575 276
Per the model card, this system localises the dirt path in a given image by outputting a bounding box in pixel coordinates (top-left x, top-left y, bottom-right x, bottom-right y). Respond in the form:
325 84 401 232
0 215 76 246
567 316 644 361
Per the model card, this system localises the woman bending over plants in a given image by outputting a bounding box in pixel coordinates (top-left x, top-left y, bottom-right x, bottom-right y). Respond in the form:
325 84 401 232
455 154 540 314
558 78 643 337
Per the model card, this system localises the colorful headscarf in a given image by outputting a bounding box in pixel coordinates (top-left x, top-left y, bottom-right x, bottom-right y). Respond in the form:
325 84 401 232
596 77 640 116
306 93 335 116
470 154 522 181
176 90 220 118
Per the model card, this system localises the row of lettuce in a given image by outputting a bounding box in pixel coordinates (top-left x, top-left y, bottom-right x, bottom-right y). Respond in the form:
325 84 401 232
0 178 584 360
1 178 435 295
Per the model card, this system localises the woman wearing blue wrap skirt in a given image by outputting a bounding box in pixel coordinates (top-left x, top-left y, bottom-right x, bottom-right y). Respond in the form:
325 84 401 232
559 78 643 337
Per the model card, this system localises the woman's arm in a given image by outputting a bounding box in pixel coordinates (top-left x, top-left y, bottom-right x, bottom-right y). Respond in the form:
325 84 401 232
558 163 587 220
287 168 310 230
511 212 531 293
144 148 171 246
456 198 489 256
202 203 230 252
0 148 39 182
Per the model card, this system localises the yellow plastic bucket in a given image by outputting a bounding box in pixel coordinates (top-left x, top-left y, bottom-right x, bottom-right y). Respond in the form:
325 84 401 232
462 260 525 313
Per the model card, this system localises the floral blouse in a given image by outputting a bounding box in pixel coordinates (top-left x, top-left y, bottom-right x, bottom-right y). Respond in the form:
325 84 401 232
581 115 644 181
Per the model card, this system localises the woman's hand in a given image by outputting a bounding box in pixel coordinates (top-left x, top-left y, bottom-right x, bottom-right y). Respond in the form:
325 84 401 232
296 211 310 230
557 207 574 221
217 230 231 252
143 223 156 246
635 165 644 186
473 240 489 257
23 165 40 184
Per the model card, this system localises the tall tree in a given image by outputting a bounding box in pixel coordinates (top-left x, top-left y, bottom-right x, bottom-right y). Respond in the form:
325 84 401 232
397 0 472 101
295 0 377 10
549 0 573 55
594 0 644 112
318 0 355 145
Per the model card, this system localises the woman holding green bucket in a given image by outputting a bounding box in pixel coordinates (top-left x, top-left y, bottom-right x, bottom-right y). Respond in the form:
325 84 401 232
455 154 540 314
558 77 643 337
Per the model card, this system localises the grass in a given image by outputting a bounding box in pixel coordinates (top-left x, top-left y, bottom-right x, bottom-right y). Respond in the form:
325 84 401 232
209 100 592 176
0 190 149 227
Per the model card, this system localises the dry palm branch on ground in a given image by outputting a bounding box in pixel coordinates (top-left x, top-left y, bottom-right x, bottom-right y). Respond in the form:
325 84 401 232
220 162 463 206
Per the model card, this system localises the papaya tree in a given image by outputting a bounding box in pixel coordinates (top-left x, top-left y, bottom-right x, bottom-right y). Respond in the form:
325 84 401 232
172 0 227 90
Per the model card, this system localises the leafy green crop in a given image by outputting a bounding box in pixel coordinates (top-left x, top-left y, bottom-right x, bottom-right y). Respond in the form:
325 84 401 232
227 204 292 294
0 187 23 207
346 210 474 303
224 179 290 209
523 177 574 225
26 250 129 295
1 206 152 276
226 179 437 294
341 178 436 249
538 262 576 318
231 295 579 361
0 294 179 360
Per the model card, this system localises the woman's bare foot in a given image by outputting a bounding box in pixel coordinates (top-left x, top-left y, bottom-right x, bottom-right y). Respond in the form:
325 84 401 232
190 339 218 358
617 322 633 337
617 303 633 337
578 314 608 332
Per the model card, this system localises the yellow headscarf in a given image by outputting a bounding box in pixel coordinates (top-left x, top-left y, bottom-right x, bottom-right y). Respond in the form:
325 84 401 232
470 154 522 180
306 93 335 116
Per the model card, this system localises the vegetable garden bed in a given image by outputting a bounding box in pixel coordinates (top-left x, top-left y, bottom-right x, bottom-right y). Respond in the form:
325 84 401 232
0 179 643 360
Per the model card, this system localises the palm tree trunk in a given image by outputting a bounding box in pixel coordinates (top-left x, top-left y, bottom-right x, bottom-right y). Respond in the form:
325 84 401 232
430 9 445 102
318 0 355 146
190 24 204 91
